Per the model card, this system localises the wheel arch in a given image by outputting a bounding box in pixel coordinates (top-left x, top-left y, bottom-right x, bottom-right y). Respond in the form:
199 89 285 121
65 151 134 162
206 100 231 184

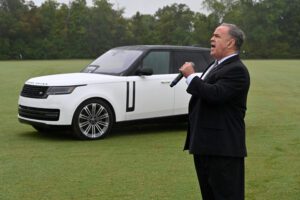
72 97 116 124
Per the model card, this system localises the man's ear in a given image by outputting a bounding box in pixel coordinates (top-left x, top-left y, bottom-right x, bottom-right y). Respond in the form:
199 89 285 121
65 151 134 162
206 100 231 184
227 39 235 49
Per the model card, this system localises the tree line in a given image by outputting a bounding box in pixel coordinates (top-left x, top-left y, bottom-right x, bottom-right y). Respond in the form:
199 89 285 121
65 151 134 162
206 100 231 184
0 0 299 60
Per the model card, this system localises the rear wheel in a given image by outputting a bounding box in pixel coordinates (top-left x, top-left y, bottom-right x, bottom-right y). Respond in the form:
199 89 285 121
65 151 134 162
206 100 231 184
72 99 114 140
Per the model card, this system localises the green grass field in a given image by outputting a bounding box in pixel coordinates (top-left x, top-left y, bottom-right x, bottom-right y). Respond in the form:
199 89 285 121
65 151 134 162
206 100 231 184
0 60 299 200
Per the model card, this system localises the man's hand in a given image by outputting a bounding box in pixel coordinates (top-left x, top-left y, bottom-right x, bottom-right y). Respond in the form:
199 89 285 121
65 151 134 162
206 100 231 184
179 62 195 78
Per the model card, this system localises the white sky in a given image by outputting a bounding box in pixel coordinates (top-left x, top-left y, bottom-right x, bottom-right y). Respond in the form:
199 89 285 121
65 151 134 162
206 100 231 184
30 0 206 17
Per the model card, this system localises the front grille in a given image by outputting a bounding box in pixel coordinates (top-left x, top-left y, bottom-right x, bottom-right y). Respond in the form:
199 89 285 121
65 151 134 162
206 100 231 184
18 105 60 121
21 84 49 99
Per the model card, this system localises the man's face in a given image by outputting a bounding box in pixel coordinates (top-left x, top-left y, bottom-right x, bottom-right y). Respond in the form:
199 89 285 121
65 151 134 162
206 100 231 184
210 25 235 60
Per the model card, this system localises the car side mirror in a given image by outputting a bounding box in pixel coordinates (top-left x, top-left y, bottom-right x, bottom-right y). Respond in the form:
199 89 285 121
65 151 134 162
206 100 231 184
136 68 153 76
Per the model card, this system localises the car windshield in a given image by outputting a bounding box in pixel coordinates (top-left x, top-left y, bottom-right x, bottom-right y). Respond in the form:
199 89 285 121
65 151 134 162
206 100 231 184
82 49 143 75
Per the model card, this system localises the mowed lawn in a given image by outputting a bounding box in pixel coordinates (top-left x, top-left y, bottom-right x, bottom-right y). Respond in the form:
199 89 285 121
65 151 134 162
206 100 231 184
0 60 299 200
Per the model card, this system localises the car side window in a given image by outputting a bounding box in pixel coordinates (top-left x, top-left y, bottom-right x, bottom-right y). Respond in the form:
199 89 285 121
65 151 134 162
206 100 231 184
142 51 170 75
172 51 211 73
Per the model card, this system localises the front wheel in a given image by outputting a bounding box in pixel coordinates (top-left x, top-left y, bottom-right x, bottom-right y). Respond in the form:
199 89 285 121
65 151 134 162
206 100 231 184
72 99 114 140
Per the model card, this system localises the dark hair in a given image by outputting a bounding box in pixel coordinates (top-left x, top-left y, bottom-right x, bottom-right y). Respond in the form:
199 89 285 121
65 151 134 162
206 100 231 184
221 23 245 51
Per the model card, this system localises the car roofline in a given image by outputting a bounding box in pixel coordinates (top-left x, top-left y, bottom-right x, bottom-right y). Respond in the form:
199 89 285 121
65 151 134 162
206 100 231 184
113 45 210 52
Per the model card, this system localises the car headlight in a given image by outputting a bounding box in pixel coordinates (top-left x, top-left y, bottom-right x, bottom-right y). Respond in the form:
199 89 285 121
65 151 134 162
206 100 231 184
46 85 83 95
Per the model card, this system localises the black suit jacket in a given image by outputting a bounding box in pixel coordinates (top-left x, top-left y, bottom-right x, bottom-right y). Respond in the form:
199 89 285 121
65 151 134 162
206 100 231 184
184 55 250 157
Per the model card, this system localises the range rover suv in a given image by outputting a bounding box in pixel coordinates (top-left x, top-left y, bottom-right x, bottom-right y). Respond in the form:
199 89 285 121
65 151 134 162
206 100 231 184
18 45 212 139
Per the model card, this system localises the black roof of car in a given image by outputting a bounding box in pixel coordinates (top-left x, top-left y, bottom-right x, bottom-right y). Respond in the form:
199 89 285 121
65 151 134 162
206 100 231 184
114 45 210 52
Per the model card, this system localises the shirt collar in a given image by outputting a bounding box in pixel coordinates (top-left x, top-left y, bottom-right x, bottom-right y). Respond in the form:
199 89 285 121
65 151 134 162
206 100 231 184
217 53 238 65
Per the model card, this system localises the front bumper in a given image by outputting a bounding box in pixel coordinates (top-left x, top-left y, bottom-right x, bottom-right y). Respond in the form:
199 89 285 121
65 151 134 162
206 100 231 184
18 105 60 121
17 94 78 125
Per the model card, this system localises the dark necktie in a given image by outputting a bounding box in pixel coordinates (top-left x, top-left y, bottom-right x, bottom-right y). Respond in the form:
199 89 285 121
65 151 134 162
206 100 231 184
201 60 218 80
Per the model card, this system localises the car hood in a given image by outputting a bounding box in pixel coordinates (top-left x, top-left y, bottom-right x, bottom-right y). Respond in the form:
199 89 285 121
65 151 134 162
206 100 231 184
25 73 124 86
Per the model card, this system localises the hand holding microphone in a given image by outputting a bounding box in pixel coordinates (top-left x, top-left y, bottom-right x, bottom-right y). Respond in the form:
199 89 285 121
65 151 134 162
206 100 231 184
170 62 195 87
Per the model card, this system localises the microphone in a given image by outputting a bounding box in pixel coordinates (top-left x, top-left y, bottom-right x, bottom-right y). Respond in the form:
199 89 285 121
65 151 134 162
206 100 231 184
170 62 195 87
170 73 183 87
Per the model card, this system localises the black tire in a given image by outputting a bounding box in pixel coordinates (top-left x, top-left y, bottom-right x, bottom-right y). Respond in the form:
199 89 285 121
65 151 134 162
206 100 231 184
72 99 114 140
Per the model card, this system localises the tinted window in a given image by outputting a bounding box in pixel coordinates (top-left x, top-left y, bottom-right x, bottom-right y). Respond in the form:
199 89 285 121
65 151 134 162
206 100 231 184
172 51 212 73
142 51 170 75
82 49 143 75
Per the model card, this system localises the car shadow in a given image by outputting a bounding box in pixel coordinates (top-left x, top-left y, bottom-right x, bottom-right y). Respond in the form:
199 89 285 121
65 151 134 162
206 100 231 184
110 116 188 138
19 116 188 141
19 128 75 141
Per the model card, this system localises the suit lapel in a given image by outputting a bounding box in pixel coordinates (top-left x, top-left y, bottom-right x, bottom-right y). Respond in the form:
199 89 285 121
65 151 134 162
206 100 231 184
216 55 240 70
207 55 240 78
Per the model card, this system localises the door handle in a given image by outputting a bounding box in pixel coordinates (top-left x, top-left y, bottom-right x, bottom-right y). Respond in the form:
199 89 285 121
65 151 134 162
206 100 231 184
161 80 171 84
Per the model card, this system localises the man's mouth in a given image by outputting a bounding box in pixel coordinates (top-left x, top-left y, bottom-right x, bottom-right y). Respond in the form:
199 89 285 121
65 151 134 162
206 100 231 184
211 44 216 48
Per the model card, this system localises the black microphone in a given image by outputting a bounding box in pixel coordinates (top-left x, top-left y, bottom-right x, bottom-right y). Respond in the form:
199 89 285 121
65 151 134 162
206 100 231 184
170 72 183 87
170 62 195 87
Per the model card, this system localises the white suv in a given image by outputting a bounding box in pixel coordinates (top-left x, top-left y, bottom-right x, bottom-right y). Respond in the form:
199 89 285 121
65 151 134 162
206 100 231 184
18 45 212 139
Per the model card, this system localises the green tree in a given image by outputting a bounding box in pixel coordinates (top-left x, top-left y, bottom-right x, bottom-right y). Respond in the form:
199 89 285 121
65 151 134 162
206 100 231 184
0 0 29 59
65 0 90 58
86 0 125 57
154 3 195 45
128 12 157 44
0 0 299 59
203 0 239 22
192 12 218 48
275 0 300 58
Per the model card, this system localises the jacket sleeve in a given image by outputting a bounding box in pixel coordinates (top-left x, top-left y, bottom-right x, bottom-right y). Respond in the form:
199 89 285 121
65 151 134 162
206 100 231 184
187 65 249 105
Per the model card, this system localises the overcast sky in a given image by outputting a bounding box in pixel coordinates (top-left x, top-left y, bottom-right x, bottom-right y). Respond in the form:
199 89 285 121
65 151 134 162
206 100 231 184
30 0 206 17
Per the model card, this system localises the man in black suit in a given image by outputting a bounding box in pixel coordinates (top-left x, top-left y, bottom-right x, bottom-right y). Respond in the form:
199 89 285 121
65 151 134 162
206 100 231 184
179 23 250 200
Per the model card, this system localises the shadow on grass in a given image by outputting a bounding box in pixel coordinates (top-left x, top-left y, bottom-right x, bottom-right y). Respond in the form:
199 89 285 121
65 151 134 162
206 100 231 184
19 128 75 141
19 116 188 141
111 116 187 138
